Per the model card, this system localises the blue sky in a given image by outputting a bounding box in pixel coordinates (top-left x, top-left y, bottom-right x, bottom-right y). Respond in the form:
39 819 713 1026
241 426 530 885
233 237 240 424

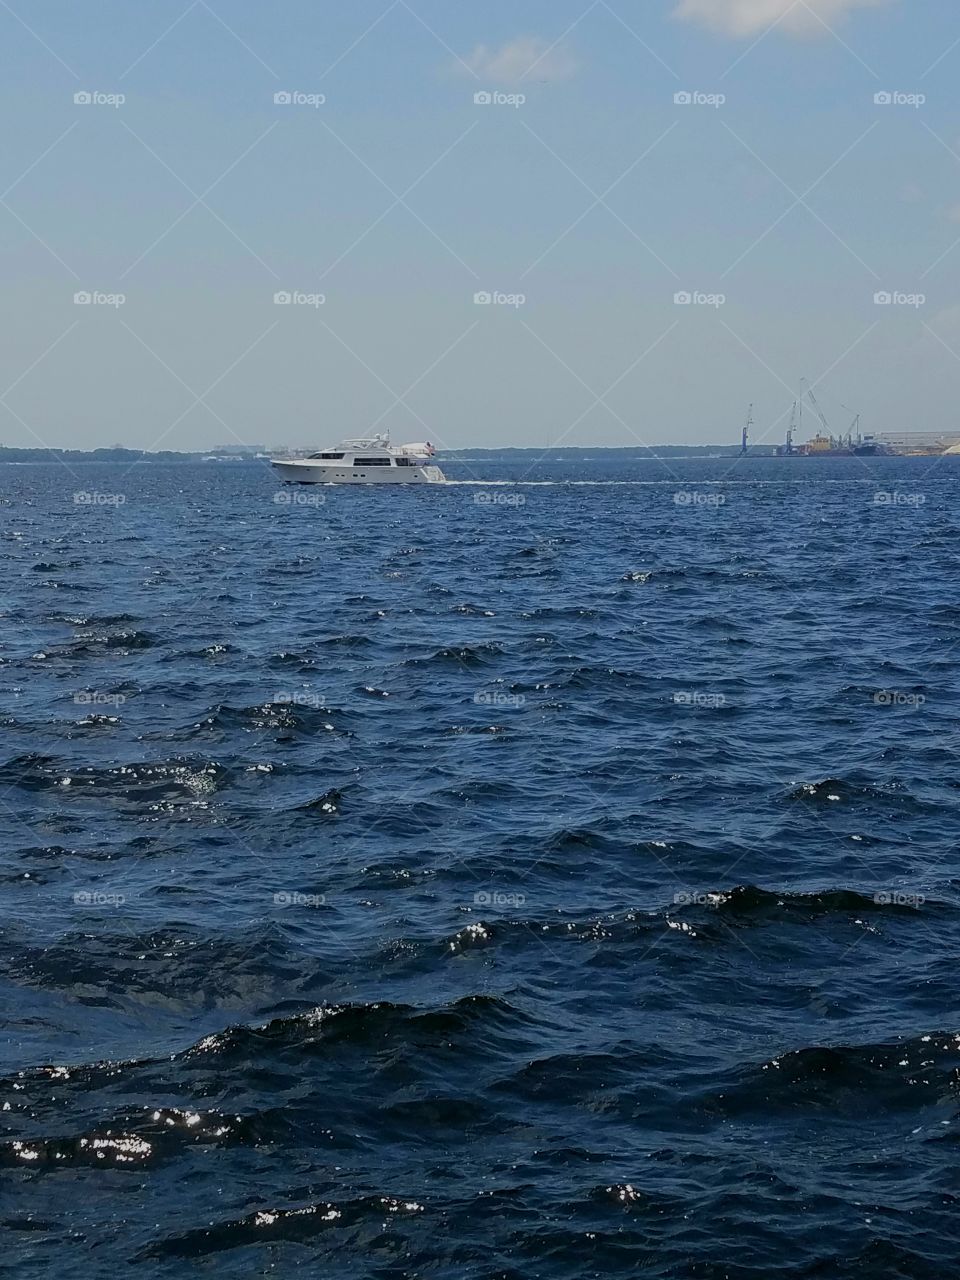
2 0 959 449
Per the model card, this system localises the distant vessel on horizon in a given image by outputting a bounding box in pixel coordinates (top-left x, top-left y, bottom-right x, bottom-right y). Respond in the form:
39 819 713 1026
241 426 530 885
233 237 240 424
272 434 447 485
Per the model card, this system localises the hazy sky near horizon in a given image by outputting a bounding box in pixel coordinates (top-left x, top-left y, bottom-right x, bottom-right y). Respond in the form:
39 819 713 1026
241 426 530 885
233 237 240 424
2 0 959 451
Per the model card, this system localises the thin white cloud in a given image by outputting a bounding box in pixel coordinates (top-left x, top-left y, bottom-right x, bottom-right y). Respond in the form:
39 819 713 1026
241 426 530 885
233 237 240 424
460 36 578 84
673 0 890 39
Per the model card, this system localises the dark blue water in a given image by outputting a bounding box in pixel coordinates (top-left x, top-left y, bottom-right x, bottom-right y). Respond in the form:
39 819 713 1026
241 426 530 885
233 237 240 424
3 455 960 1278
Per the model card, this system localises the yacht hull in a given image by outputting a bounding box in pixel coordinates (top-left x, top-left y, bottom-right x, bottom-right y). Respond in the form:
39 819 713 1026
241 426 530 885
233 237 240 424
272 460 446 485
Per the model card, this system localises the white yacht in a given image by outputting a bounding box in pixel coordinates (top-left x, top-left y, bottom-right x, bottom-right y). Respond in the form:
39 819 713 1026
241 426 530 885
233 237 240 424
271 435 446 485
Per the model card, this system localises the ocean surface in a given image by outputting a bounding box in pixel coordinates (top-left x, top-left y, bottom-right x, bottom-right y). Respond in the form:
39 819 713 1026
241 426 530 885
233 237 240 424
2 453 960 1278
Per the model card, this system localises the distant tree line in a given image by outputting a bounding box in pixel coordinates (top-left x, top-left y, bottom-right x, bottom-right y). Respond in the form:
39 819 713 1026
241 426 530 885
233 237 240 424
0 443 776 462
0 447 231 463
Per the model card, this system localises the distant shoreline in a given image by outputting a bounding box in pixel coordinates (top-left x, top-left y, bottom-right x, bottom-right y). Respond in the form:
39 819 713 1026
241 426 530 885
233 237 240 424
0 444 778 463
